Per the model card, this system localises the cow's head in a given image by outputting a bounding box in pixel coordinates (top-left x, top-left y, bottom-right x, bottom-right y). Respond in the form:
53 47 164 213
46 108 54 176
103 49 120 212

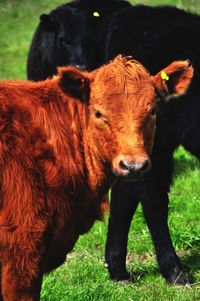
40 8 90 70
57 56 193 181
39 1 131 73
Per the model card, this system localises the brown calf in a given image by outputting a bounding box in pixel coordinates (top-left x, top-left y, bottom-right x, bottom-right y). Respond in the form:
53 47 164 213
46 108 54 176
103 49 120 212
0 56 193 300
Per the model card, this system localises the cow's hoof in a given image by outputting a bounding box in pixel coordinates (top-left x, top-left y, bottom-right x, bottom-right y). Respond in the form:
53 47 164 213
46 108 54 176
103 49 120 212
165 267 190 286
110 271 131 281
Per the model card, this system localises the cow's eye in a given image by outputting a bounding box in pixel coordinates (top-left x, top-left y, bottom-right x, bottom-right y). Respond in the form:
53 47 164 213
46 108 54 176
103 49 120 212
94 109 108 125
95 110 102 119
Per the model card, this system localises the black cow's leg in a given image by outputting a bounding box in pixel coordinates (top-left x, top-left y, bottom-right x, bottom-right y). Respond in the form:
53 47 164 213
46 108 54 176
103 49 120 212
141 191 188 284
105 180 139 281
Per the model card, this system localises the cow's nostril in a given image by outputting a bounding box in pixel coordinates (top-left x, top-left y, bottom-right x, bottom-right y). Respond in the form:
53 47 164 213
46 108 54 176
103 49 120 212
139 160 149 172
119 160 130 171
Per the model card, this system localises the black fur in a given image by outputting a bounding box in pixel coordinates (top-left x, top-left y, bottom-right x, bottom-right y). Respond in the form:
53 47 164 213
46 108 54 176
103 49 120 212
105 5 200 284
27 0 131 81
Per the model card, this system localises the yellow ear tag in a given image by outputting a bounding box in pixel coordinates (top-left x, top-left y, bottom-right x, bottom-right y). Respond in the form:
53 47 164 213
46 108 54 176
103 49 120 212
161 71 169 81
93 11 100 17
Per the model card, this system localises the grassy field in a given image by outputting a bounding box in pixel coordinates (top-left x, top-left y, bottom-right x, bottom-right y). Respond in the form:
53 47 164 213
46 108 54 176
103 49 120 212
0 0 200 300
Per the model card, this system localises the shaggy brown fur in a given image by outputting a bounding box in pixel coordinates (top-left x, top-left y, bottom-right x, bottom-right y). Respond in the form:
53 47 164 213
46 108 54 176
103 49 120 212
0 56 193 300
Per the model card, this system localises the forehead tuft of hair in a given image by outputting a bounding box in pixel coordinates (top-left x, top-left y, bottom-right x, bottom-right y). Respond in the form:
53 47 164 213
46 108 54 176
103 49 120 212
93 55 151 96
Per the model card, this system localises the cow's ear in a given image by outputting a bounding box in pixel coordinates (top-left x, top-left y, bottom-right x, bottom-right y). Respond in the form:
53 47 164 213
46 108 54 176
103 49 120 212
40 14 56 32
57 66 91 102
152 61 194 101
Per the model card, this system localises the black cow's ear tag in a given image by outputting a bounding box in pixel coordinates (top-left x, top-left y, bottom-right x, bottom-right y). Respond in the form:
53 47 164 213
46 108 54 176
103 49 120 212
92 11 100 17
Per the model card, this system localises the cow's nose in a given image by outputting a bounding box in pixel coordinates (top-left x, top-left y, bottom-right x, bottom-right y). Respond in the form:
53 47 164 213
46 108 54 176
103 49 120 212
112 155 151 180
120 159 150 173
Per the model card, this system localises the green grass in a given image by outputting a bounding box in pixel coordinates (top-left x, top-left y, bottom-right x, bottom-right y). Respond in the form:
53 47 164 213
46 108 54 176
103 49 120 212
0 0 200 300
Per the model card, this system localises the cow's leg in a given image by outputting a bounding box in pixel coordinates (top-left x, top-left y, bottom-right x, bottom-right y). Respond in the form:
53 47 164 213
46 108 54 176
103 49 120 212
135 141 188 284
2 260 43 301
1 240 44 301
141 190 188 285
105 180 139 281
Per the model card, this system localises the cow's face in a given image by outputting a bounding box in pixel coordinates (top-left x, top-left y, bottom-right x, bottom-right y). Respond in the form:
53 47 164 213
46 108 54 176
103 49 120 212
88 58 157 180
40 7 102 71
39 1 131 72
40 8 90 70
58 56 193 181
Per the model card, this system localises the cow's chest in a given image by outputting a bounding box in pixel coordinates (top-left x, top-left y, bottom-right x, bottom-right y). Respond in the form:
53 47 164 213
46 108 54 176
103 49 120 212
44 188 106 272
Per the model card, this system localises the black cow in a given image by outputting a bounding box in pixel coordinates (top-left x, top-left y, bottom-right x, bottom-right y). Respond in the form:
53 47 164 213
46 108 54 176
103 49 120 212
27 0 131 81
105 5 200 284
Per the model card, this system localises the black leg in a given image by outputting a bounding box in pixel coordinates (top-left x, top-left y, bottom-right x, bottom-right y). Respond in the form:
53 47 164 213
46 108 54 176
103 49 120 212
138 141 188 284
141 190 188 285
105 180 139 281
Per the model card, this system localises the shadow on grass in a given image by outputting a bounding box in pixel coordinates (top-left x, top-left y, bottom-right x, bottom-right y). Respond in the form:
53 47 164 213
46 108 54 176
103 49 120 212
127 247 200 285
128 262 159 283
182 249 200 284
173 154 200 179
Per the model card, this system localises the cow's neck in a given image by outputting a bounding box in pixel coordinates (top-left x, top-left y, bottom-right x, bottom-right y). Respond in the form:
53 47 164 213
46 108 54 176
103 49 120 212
83 129 114 196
